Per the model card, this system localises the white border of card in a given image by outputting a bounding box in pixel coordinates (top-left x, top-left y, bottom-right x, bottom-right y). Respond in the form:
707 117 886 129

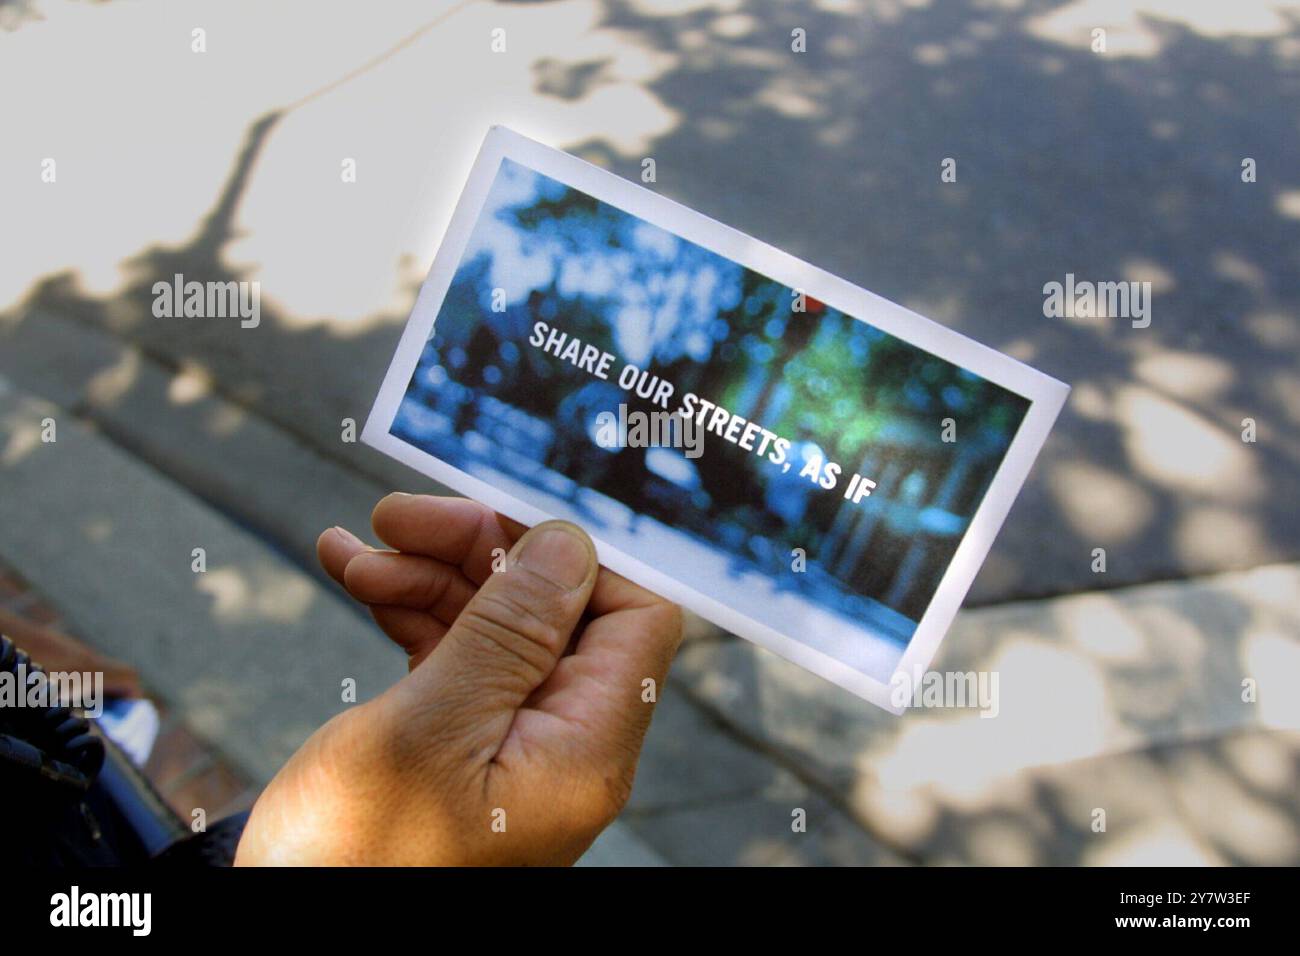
363 125 1070 715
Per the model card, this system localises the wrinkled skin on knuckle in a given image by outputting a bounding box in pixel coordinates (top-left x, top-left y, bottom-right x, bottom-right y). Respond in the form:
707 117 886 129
457 572 575 673
453 610 553 693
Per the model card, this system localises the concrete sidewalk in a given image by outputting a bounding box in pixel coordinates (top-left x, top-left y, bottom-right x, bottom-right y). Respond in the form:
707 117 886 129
669 566 1300 864
2 345 1296 864
0 372 871 865
6 0 1299 607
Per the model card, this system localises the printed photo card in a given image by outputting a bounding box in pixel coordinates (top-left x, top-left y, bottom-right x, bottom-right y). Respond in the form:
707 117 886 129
364 127 1069 713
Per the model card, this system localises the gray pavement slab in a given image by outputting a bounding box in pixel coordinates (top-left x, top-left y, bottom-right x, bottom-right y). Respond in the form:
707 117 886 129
575 820 668 867
0 309 441 583
2 368 1296 865
626 686 780 813
0 306 129 413
911 728 1300 866
0 376 407 781
674 562 1300 793
669 564 1300 861
0 375 672 864
625 691 905 865
622 785 904 867
1153 729 1300 867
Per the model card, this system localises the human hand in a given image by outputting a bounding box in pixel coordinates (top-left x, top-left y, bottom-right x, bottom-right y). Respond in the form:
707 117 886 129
235 494 682 865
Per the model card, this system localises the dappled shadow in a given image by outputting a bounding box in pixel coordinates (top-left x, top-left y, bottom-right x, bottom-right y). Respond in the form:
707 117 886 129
667 563 1300 863
7 0 1298 602
557 0 1300 606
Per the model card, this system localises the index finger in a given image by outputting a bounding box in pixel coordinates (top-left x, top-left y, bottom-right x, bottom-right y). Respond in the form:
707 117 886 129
370 494 525 583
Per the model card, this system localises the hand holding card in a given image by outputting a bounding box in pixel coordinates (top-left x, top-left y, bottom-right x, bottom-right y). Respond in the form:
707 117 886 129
363 126 1068 714
239 498 682 866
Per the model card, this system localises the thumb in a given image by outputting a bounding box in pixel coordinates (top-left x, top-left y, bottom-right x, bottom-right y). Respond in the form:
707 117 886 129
391 520 598 755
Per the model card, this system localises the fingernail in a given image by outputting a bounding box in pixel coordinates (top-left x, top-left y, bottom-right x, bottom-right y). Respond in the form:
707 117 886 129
515 524 593 590
332 526 363 547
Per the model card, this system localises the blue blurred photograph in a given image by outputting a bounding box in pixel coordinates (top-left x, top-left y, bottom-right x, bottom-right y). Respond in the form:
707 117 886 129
391 158 1030 682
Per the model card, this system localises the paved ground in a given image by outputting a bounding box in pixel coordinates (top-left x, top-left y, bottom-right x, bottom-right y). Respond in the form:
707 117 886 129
0 374 677 863
2 1 1299 864
2 355 1296 864
4 0 1299 602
